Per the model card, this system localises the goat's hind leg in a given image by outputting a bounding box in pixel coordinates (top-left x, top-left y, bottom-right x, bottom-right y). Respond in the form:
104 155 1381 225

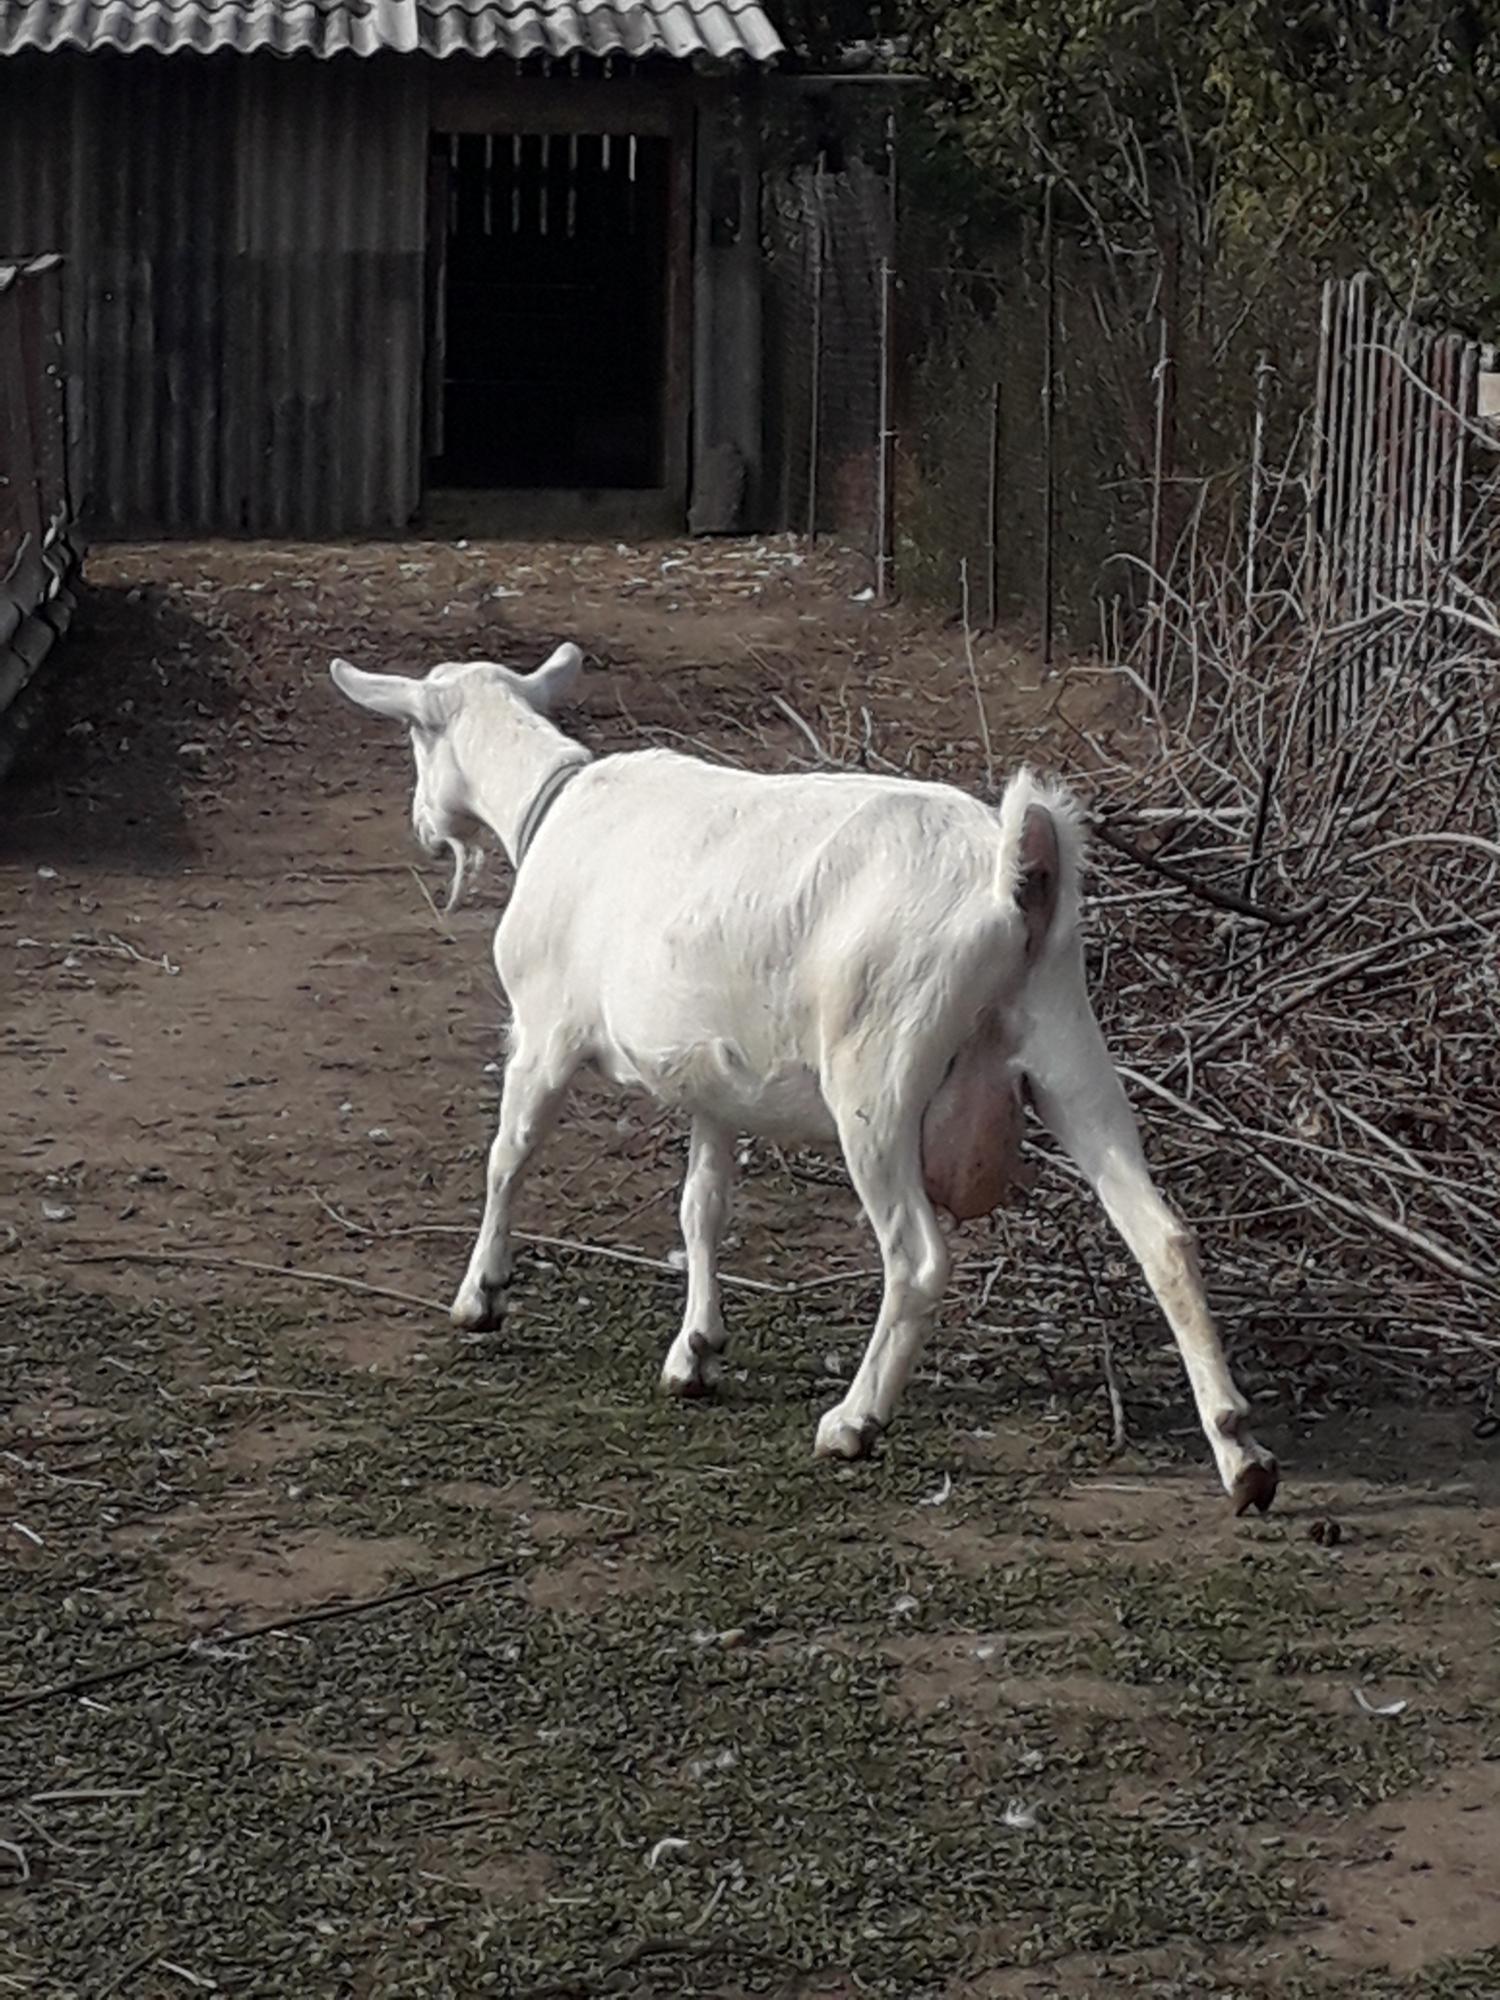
451 1033 577 1332
815 1060 951 1460
1023 974 1277 1513
661 1116 736 1398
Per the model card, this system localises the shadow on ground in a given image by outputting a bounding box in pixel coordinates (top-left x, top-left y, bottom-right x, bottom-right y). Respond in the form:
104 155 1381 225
0 582 238 872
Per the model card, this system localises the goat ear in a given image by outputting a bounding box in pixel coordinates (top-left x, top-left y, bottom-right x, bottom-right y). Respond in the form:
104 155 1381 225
329 659 439 728
522 642 584 715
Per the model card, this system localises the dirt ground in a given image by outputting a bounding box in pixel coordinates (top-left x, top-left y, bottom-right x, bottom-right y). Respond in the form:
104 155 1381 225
3 538 1499 1999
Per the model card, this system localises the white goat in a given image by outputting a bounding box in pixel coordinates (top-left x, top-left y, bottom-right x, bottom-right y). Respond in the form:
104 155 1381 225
330 645 1278 1516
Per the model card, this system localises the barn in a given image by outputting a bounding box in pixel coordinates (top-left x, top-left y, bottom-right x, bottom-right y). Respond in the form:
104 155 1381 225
0 0 784 539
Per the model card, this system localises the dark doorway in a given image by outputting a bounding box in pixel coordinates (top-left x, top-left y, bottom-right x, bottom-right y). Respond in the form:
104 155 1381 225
427 130 672 491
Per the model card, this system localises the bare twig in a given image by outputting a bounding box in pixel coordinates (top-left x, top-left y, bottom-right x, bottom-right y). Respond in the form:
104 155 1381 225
310 1195 881 1300
516 1937 763 2000
959 558 996 795
0 1558 521 1718
1089 817 1315 926
60 1250 447 1315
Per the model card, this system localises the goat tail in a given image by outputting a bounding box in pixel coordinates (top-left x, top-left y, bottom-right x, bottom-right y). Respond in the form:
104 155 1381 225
994 767 1086 961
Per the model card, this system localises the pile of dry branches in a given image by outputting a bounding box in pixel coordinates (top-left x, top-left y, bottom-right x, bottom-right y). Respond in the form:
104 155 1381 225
1045 451 1500 1394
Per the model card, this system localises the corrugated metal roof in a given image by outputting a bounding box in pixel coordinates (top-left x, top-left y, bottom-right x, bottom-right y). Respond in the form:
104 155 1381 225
0 0 406 56
419 1 782 63
0 0 784 62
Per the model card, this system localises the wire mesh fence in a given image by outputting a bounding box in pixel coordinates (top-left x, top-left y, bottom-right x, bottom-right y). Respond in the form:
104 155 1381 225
762 132 1494 730
893 234 1159 650
763 156 890 551
765 167 1295 646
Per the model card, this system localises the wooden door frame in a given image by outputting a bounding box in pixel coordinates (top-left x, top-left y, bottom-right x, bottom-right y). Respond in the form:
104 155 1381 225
422 140 448 468
422 71 695 526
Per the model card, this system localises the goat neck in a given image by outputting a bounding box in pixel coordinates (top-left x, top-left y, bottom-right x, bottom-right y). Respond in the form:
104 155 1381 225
450 678 590 868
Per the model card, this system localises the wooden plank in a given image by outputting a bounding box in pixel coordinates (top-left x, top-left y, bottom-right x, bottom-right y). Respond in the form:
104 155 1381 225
1453 339 1476 561
562 131 580 243
1384 302 1408 688
1435 333 1464 685
571 132 601 243
1314 277 1352 759
1305 278 1335 622
423 143 448 466
543 129 572 244
1370 300 1397 690
1360 286 1384 732
985 378 1001 627
1427 335 1457 599
1345 274 1376 737
495 129 520 240
1368 288 1395 704
1303 277 1333 765
661 124 693 514
806 174 824 538
875 255 895 602
1433 332 1464 689
1397 314 1427 664
428 74 686 139
1320 270 1360 752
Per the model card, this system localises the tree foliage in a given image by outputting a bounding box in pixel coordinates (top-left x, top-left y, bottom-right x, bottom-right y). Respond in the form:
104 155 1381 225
765 0 902 62
904 0 1500 322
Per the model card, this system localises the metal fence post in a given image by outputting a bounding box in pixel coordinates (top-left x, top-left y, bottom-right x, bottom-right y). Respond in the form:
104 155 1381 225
1244 348 1272 656
985 379 1002 628
875 255 896 601
806 173 825 543
1147 312 1172 693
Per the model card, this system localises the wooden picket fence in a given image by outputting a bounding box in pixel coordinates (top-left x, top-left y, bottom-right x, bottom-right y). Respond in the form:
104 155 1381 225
1305 272 1480 756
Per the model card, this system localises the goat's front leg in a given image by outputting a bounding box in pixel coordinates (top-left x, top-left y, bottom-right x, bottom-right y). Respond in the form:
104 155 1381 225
661 1116 736 1398
451 1042 576 1332
816 1092 951 1458
1024 967 1278 1514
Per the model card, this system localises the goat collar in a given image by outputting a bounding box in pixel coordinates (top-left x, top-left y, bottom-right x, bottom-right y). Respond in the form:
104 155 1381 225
512 754 589 869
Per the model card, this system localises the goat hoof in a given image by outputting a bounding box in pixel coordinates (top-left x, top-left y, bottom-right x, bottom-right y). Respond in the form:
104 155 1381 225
450 1280 505 1333
660 1330 723 1400
814 1408 883 1461
1231 1459 1279 1518
662 1371 715 1401
661 1359 720 1400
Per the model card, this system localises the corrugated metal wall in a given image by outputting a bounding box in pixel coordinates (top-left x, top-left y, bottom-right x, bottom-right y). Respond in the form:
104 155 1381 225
0 51 425 536
0 51 777 539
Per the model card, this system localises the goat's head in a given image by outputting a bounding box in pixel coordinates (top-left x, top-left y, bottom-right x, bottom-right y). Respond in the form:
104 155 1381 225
329 643 583 909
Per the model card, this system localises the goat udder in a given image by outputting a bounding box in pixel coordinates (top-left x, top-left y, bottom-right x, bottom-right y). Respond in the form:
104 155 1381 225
920 1036 1029 1222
